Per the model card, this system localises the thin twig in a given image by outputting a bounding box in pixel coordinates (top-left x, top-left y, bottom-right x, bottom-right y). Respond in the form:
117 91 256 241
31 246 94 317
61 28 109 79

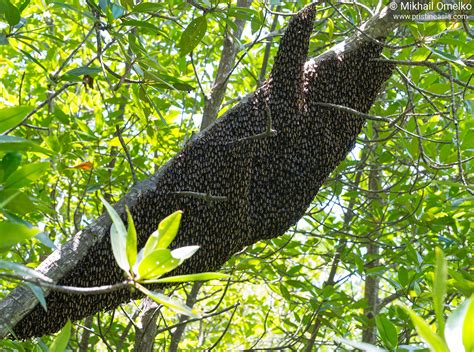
116 125 138 184
155 303 240 335
206 303 239 350
449 65 473 195
53 27 95 78
0 273 131 295
18 72 25 105
2 82 77 135
314 102 391 122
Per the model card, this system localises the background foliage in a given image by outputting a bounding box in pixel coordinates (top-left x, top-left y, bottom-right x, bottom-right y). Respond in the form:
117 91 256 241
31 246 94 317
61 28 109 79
0 0 472 350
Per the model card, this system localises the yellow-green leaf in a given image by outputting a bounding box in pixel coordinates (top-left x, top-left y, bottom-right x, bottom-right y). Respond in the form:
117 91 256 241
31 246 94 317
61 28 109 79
0 106 33 134
4 162 49 189
49 320 71 352
137 285 199 318
125 206 137 267
142 272 229 284
143 210 182 256
136 248 179 280
0 222 40 250
434 247 447 335
178 16 207 57
401 304 449 352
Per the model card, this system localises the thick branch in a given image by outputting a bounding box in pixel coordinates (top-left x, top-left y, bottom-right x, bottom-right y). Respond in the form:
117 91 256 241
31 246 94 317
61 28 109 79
201 0 252 129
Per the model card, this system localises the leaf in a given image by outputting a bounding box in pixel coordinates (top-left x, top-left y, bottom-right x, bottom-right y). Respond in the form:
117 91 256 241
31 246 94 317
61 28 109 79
24 282 47 311
142 272 229 284
1 151 22 180
125 206 137 268
226 7 258 21
110 3 124 18
137 285 199 318
400 304 449 352
0 33 8 45
0 0 20 26
136 248 179 280
49 320 71 352
100 197 130 273
171 245 199 261
375 315 398 350
65 66 102 76
0 222 40 250
0 190 20 209
178 16 207 57
0 135 52 155
143 210 182 256
424 45 466 66
4 162 49 189
433 247 447 336
327 18 334 41
0 260 53 283
463 295 474 352
445 295 474 352
0 106 33 133
132 2 163 13
121 20 164 34
334 336 387 352
147 73 194 91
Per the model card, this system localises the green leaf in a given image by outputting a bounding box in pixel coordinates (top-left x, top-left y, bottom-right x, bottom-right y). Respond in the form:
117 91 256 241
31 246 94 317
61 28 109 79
401 304 449 352
433 247 447 336
0 190 20 209
143 210 182 256
147 73 194 91
121 20 164 35
0 260 53 282
0 106 33 133
110 3 124 18
178 16 207 57
137 285 199 318
0 33 8 45
98 0 108 10
327 18 334 41
333 336 387 352
65 66 102 76
142 272 229 284
4 162 49 189
445 295 474 352
131 2 163 13
24 282 47 311
226 7 258 21
375 315 398 350
49 320 71 352
125 206 137 268
1 151 22 180
0 0 21 26
0 222 40 250
424 45 466 66
463 295 474 352
136 248 179 280
100 196 130 273
0 136 52 155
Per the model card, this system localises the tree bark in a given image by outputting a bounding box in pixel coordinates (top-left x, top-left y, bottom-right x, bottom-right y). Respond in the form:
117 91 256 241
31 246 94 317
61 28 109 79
201 0 252 129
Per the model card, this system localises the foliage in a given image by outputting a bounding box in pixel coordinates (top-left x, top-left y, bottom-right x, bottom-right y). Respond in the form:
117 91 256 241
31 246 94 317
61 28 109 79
0 0 472 350
338 248 474 352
